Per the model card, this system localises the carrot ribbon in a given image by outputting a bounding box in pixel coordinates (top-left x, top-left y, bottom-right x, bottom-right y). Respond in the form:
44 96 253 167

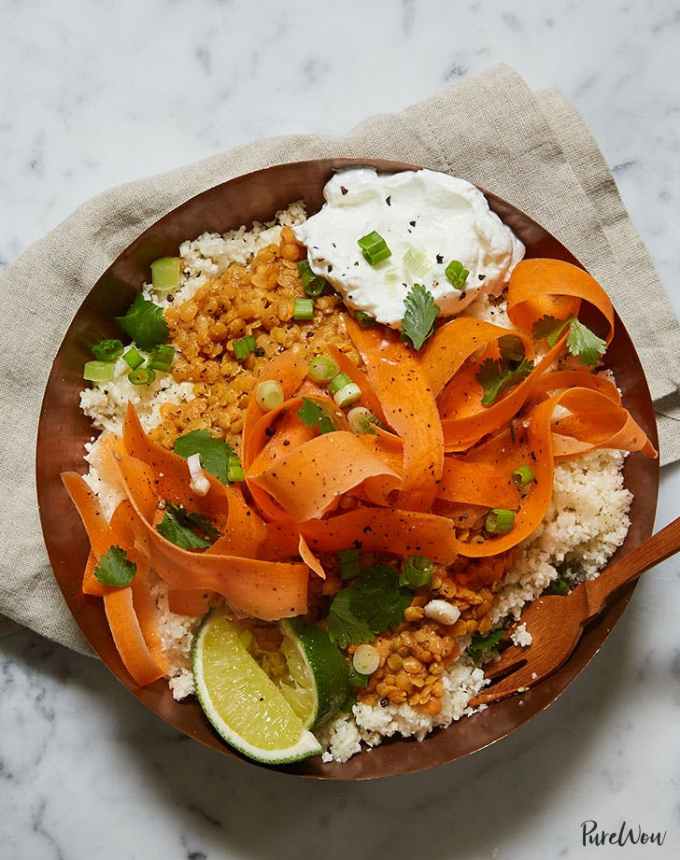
249 431 399 521
347 317 443 511
452 386 656 558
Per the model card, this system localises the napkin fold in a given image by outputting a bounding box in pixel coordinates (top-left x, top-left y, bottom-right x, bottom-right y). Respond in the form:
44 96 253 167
2 64 679 655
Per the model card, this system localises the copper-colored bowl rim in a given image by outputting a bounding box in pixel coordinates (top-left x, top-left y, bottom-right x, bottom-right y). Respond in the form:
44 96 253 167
36 158 660 781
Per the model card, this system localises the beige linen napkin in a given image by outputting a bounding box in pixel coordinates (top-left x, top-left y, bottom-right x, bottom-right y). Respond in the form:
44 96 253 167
2 64 679 655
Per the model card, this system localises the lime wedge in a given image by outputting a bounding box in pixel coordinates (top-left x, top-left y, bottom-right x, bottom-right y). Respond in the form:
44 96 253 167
279 618 349 729
193 612 321 764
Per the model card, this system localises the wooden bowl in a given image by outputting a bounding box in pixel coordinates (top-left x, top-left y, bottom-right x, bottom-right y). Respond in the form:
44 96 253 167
36 159 659 780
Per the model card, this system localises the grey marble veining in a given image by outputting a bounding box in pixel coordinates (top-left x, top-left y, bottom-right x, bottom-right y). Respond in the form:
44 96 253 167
1 0 680 858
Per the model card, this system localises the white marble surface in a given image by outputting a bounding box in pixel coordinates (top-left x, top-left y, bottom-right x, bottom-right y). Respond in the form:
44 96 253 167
1 0 680 858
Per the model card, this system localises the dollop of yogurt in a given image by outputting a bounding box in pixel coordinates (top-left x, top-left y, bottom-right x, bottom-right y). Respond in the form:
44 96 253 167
294 168 525 326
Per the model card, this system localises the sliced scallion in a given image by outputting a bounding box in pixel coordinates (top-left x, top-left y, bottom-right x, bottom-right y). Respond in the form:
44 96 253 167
233 335 256 361
445 260 470 290
399 555 434 589
328 372 353 396
354 310 376 328
293 298 315 320
128 366 156 386
512 464 535 488
91 339 123 362
358 231 391 266
297 260 326 297
122 347 144 370
151 257 182 294
347 406 376 434
403 247 430 278
255 379 284 412
352 644 380 675
308 354 339 384
148 344 175 372
485 508 515 535
83 361 115 383
227 456 244 482
334 382 362 408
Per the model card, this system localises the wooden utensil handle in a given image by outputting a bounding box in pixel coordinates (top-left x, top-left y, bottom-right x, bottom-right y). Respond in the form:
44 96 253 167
584 515 680 619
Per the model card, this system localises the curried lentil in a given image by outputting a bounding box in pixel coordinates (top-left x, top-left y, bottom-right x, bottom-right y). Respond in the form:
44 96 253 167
152 227 357 451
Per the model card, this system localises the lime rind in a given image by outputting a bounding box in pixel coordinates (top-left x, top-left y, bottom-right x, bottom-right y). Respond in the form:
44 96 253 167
193 613 321 765
281 618 350 729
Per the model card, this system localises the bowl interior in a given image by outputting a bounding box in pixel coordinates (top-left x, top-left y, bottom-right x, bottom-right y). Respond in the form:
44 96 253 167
36 158 660 780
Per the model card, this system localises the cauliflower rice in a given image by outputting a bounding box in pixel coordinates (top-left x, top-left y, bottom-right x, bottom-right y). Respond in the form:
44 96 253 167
79 203 634 765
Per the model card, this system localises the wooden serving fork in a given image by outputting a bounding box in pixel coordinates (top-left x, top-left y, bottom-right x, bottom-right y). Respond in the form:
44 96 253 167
470 515 680 706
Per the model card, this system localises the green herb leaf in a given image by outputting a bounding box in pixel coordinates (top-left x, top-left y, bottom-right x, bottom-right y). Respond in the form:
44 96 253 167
476 357 533 406
547 577 570 596
401 283 439 350
468 629 504 662
533 315 607 365
348 666 370 688
532 314 572 347
156 503 217 550
116 294 169 350
94 546 137 587
337 548 361 580
567 319 607 366
327 564 411 648
297 398 335 434
327 589 373 649
498 334 525 364
174 429 235 484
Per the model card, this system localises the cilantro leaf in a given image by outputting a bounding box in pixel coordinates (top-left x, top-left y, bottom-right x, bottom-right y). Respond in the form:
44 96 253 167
351 565 412 633
327 589 373 649
567 319 607 367
348 666 370 688
176 507 220 542
498 334 525 364
547 576 570 596
337 548 361 580
533 315 607 366
94 546 137 587
477 357 533 406
297 398 335 434
116 294 169 350
532 314 572 347
401 283 439 350
468 629 504 662
174 429 235 484
156 503 217 550
327 564 411 648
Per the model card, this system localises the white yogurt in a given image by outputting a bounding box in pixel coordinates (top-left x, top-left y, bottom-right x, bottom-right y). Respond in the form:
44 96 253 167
295 168 525 326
